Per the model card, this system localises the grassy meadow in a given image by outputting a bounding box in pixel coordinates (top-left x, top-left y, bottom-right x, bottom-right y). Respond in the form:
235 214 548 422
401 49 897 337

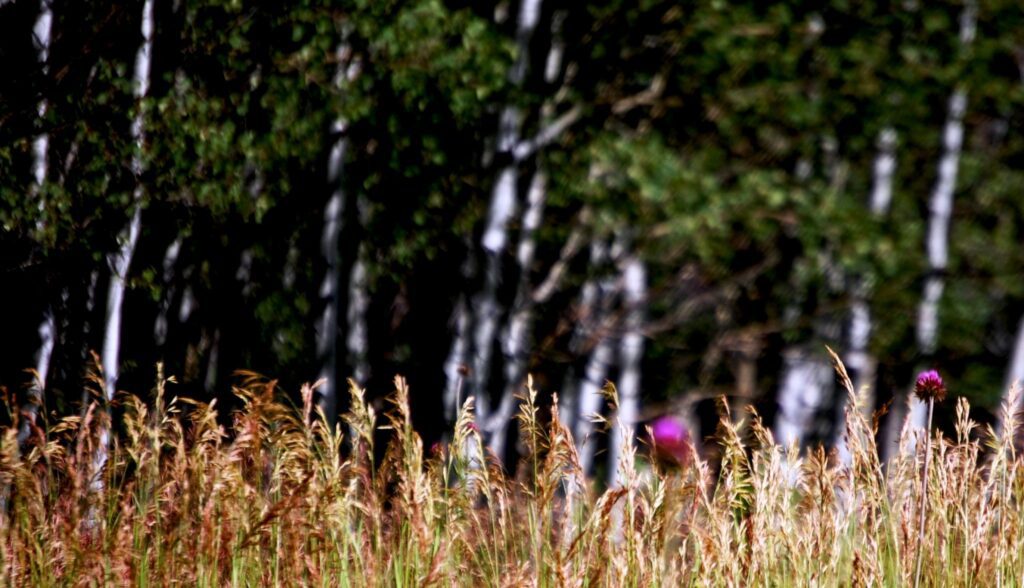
2 355 1023 587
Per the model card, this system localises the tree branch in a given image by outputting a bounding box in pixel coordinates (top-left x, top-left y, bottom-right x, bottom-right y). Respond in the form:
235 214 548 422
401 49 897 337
512 104 582 161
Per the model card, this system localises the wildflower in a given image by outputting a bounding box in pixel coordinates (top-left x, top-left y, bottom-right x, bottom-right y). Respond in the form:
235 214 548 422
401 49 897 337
649 415 691 466
914 370 947 403
430 441 445 456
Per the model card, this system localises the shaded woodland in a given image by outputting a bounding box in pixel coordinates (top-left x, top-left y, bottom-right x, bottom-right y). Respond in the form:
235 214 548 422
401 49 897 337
3 0 1024 481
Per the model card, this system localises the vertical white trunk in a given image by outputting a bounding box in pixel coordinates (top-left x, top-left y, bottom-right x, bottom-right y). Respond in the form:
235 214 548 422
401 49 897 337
101 0 153 401
869 127 897 216
101 204 143 399
346 239 370 385
774 347 835 450
178 283 195 324
317 42 359 424
487 169 547 458
459 0 543 425
575 241 617 476
997 315 1024 436
774 286 842 453
153 237 183 348
774 99 847 453
485 11 568 460
887 2 975 459
317 134 346 424
443 254 475 423
560 240 607 435
836 128 897 463
1005 315 1024 397
576 332 614 477
915 89 966 354
18 310 55 446
31 0 52 197
609 256 646 487
95 0 153 495
22 0 55 445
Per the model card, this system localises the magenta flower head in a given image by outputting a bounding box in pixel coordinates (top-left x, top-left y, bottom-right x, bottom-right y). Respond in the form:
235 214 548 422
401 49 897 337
430 441 444 456
914 370 947 403
648 415 692 467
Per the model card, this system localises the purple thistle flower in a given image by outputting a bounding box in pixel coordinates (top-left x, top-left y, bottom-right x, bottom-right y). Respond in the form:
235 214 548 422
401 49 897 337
430 441 444 456
649 415 692 466
914 370 947 402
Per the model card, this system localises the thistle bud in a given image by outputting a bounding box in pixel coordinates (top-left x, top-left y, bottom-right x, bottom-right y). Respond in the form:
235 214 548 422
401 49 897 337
914 370 947 403
649 415 692 466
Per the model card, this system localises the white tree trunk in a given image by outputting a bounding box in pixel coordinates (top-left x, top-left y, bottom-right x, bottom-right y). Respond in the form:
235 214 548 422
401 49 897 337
560 240 607 436
487 169 547 459
95 0 154 495
775 347 835 450
21 0 55 447
575 241 618 476
774 283 842 453
886 1 975 460
836 128 897 464
346 238 370 385
18 310 55 447
443 252 476 423
31 0 52 196
774 109 848 454
609 255 646 487
101 0 153 400
153 237 183 348
576 332 614 477
450 0 542 429
485 10 568 460
317 134 346 424
316 41 359 425
998 315 1024 436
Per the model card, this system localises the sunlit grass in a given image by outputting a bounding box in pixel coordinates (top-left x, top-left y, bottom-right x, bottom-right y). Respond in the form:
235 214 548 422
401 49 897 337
2 354 1023 586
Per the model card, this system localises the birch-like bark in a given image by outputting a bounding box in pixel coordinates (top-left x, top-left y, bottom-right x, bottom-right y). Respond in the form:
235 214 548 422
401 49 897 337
774 346 836 451
774 277 843 452
774 114 847 453
102 0 153 400
487 170 547 459
886 2 975 459
346 199 370 385
18 310 54 447
559 240 606 436
609 255 646 487
446 0 543 429
443 251 476 424
486 12 567 458
575 241 617 476
576 335 614 477
317 134 345 426
153 237 183 348
836 128 897 463
20 0 55 448
997 315 1024 437
96 0 154 494
317 41 359 426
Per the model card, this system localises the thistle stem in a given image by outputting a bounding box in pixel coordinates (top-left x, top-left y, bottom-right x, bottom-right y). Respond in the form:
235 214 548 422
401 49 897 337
914 397 935 588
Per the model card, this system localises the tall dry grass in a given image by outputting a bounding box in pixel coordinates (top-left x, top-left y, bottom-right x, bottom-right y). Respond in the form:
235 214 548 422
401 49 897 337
1 355 1023 586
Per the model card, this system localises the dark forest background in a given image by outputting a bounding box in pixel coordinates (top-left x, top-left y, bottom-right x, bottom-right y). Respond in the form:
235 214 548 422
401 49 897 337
2 0 1024 479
